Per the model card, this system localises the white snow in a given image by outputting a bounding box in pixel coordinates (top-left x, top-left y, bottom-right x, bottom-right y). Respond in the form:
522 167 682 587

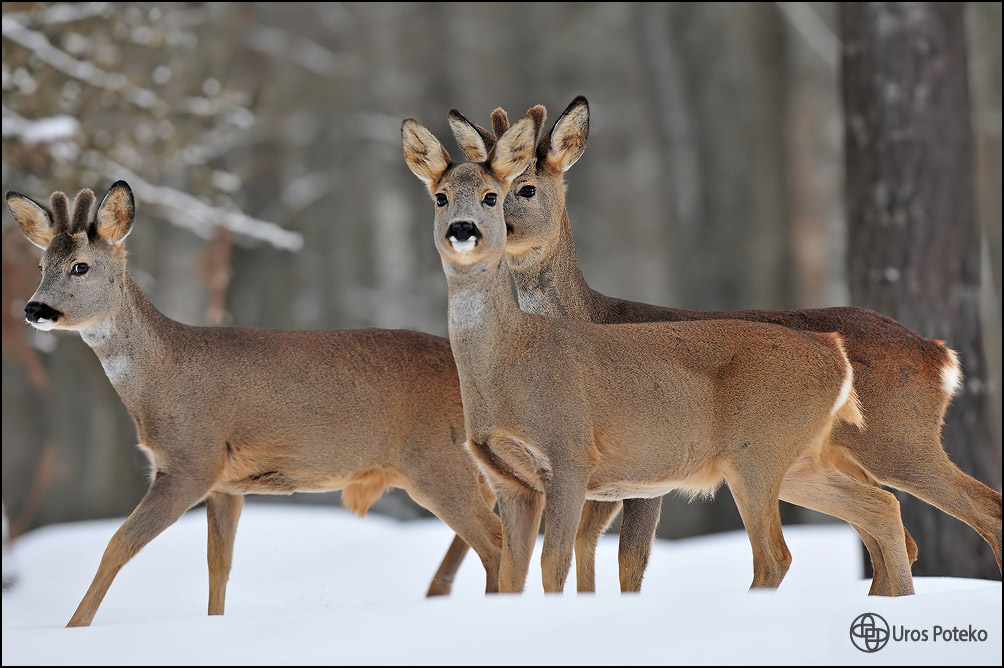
1 111 80 145
2 503 1000 665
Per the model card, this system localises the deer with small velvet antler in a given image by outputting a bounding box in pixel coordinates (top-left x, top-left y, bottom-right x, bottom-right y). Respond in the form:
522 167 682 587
404 111 883 594
435 96 1002 597
7 182 503 626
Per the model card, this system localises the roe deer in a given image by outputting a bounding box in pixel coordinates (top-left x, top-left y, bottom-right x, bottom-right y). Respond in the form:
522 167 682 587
441 96 1002 596
403 113 880 594
6 182 502 627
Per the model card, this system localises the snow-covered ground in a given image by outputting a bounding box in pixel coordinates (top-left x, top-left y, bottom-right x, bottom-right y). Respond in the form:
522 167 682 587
2 503 1000 665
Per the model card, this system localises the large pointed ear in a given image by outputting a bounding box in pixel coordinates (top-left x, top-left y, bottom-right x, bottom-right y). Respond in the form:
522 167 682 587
95 180 135 244
489 115 538 185
6 191 55 249
402 119 452 188
448 109 495 162
538 95 589 173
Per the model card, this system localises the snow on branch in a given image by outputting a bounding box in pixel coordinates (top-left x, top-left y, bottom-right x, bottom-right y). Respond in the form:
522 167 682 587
2 107 81 144
82 151 303 251
4 2 112 27
2 18 161 110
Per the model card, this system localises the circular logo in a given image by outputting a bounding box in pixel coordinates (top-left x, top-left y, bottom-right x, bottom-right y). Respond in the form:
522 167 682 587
850 612 891 653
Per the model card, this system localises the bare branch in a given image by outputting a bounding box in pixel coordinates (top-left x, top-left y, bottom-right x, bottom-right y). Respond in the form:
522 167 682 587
4 2 112 27
81 151 303 251
1 106 81 144
1 17 162 110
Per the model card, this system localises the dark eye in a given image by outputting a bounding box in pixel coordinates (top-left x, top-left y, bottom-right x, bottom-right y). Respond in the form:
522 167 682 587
483 193 497 207
70 262 89 276
38 265 42 274
436 193 448 207
518 185 536 198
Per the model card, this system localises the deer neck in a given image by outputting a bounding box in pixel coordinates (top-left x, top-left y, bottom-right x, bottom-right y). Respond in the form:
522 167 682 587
446 256 524 378
79 272 173 394
509 210 593 320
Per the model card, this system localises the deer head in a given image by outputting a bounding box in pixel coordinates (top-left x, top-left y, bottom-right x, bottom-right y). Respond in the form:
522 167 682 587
448 96 589 264
403 114 539 275
7 181 135 332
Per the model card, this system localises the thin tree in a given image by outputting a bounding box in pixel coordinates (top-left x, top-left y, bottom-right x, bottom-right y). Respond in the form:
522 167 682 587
842 2 1001 579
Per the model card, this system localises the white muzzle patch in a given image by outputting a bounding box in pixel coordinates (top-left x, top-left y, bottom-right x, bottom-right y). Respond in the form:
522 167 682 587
27 318 58 331
449 236 477 253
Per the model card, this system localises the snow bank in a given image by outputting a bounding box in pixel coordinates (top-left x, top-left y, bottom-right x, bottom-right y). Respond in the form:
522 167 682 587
2 503 1000 665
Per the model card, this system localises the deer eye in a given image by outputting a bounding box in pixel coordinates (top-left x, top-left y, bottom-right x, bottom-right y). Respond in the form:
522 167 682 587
70 262 89 276
38 265 42 273
482 193 497 207
436 193 448 207
518 185 536 198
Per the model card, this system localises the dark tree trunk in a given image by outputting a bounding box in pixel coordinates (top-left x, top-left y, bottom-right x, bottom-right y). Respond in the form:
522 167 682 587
842 2 1002 579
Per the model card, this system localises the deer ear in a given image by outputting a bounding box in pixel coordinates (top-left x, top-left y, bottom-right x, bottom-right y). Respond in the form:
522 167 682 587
6 191 55 249
402 119 452 188
490 115 538 185
95 180 135 245
540 95 589 173
448 109 495 162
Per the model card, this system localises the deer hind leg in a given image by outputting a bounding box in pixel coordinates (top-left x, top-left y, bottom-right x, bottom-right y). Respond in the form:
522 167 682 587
780 455 915 596
725 472 791 590
574 500 621 592
423 476 499 596
852 429 1003 574
206 492 243 615
404 475 502 595
888 462 1001 572
859 523 917 595
618 497 663 592
824 446 918 593
847 521 900 596
68 470 216 627
426 535 471 597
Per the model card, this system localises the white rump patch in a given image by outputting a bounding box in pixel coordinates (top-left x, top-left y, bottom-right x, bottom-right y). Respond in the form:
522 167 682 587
941 348 962 397
449 236 477 253
831 358 854 418
827 367 851 413
28 318 57 332
135 443 159 482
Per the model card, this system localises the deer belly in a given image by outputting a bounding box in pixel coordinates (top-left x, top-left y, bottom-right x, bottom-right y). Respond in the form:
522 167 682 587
216 441 358 495
586 457 726 501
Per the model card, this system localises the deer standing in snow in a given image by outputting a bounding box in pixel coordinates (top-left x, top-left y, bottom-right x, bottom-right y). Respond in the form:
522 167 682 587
7 182 502 626
403 112 890 594
435 97 1002 596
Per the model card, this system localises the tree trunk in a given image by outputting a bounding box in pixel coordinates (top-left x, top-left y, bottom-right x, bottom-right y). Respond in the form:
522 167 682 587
842 2 1002 579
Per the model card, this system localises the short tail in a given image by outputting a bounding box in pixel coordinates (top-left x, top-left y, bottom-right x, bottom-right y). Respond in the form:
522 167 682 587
933 339 964 399
823 332 865 429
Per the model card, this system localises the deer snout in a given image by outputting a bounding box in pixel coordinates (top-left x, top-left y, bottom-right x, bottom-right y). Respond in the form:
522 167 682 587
25 301 62 327
446 221 482 253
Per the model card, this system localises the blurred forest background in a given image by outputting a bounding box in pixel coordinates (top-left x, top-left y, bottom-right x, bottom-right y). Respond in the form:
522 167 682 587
2 3 1001 577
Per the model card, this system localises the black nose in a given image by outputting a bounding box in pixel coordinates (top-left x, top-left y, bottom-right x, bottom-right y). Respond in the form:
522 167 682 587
24 301 61 324
446 221 482 242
